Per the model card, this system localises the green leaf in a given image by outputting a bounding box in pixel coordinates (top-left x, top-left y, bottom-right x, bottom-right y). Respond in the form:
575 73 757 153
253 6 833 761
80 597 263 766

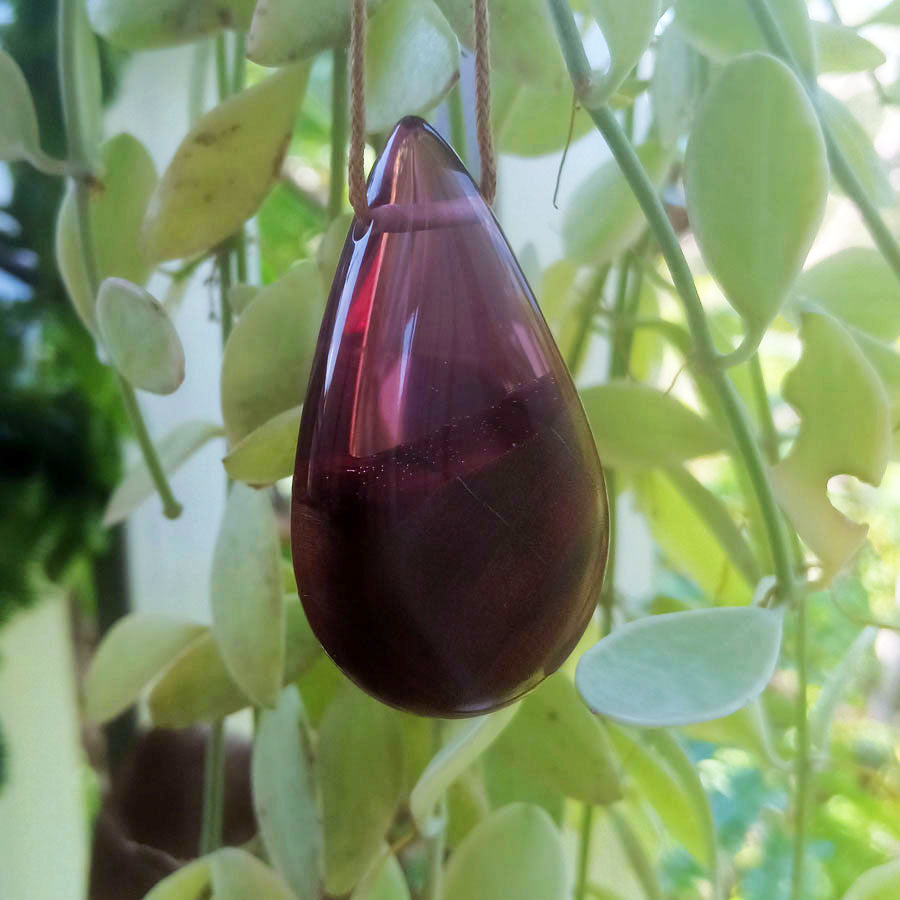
651 25 705 147
410 705 518 832
820 91 895 208
861 0 900 27
351 853 411 900
443 804 567 900
366 0 460 134
142 65 309 262
589 0 661 102
253 686 322 900
317 213 353 289
210 848 295 900
87 0 255 49
793 248 900 340
674 0 817 80
248 0 386 66
228 283 259 317
580 380 725 469
576 606 785 726
489 672 622 805
103 420 224 526
320 684 406 895
221 262 324 444
482 744 565 825
683 699 782 764
435 0 568 88
143 858 211 900
56 134 158 334
563 139 671 264
72 0 104 162
96 278 185 395
812 21 886 73
685 53 827 335
841 858 900 899
446 768 490 849
83 614 204 723
148 597 321 727
211 483 284 707
771 311 891 576
223 405 301 486
851 329 900 447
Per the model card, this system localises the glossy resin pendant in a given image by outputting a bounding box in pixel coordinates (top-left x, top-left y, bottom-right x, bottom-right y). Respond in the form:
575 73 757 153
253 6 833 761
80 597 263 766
291 117 608 717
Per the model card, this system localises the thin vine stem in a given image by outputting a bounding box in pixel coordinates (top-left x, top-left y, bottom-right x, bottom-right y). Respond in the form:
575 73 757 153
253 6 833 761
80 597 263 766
792 594 810 900
329 47 349 221
575 805 594 900
748 354 780 465
448 81 468 167
200 720 227 854
567 265 611 374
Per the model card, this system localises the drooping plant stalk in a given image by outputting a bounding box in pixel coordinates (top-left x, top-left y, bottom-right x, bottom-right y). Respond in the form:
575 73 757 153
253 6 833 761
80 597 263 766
329 47 349 221
58 0 183 520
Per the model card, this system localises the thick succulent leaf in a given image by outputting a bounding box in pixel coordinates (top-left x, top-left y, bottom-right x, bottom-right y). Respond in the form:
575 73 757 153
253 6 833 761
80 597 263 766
211 483 284 707
651 25 705 146
576 606 785 726
771 312 891 576
143 859 211 900
813 21 886 73
490 672 622 805
366 0 460 134
564 139 671 264
148 598 321 727
56 134 158 334
841 858 900 899
320 684 406 895
443 804 567 900
588 0 661 102
851 329 900 441
142 64 309 262
103 420 224 526
674 0 817 79
87 0 255 49
97 278 185 395
223 404 301 486
482 743 565 824
84 615 204 723
580 380 725 469
685 53 827 334
446 768 491 849
351 853 411 900
253 686 322 900
210 848 295 900
220 262 324 443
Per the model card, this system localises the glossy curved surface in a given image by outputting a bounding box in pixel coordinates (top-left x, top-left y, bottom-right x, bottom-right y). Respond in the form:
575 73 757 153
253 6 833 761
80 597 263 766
292 117 608 716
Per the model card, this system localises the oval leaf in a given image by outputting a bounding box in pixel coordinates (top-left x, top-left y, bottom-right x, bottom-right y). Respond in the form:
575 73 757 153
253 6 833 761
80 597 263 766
842 858 900 900
142 64 309 262
589 0 660 101
211 482 284 707
253 686 322 900
0 49 48 167
84 614 205 723
97 277 185 395
223 404 301 486
320 684 406 895
221 261 324 443
813 21 886 73
580 380 725 469
685 53 827 333
351 853 411 900
576 606 785 726
210 848 295 900
651 25 705 146
144 858 211 900
443 804 567 900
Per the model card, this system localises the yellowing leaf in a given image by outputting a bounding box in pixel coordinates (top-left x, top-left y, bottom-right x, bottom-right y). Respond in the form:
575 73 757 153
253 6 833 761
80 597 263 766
223 404 301 486
589 0 661 102
685 53 827 335
142 65 309 262
210 847 295 900
771 311 891 576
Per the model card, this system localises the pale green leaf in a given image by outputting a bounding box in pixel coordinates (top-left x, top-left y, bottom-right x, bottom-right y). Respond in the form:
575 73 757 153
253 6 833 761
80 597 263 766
446 768 490 849
536 259 580 351
84 614 205 723
221 262 324 443
0 49 54 169
73 0 104 162
210 847 295 900
228 283 259 317
351 853 411 900
148 597 321 727
103 420 224 526
88 0 255 49
320 684 406 895
771 311 891 576
820 91 895 208
685 53 827 333
142 65 309 262
143 858 211 900
851 329 900 451
589 0 661 102
253 686 322 900
490 672 622 805
842 858 900 899
861 0 900 26
564 140 671 264
366 0 460 134
674 0 817 79
410 705 518 832
580 380 725 469
211 482 284 707
793 248 900 340
651 25 705 146
56 134 157 334
813 21 886 73
482 743 565 824
576 606 785 726
443 804 567 900
223 404 301 486
317 212 353 290
97 278 185 395
684 699 782 765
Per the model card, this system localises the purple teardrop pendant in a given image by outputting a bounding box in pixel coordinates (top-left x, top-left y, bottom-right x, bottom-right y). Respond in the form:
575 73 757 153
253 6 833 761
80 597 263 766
291 117 608 717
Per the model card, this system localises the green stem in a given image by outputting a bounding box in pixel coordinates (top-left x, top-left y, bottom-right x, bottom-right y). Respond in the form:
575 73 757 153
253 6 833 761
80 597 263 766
609 810 663 900
743 0 900 286
200 720 227 854
215 33 229 104
749 354 779 465
231 31 247 97
567 265 610 374
448 81 468 166
329 47 349 221
218 248 234 344
792 595 809 900
547 0 796 607
575 805 594 900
